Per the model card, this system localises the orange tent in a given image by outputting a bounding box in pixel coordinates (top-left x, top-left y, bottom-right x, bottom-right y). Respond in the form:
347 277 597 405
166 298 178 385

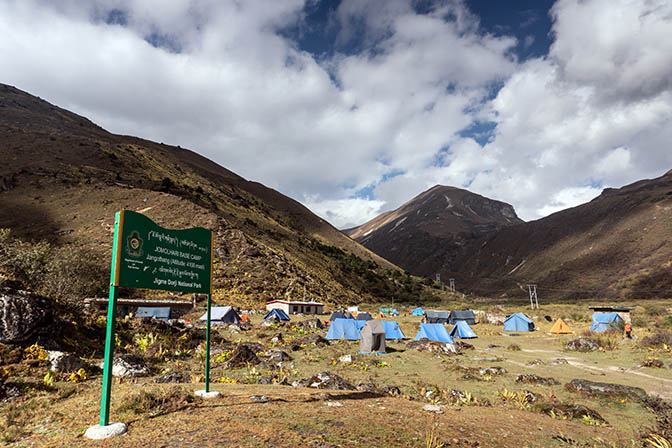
550 318 571 334
240 314 251 323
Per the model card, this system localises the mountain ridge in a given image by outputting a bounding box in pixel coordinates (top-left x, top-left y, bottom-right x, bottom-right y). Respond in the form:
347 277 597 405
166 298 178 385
0 83 439 307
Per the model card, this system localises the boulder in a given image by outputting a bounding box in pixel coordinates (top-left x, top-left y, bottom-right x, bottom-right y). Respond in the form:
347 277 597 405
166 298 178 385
484 313 506 325
565 379 648 401
103 355 150 378
263 349 291 363
0 287 54 344
479 367 507 376
294 318 325 330
338 354 352 363
224 344 261 368
292 371 356 390
47 351 87 373
565 337 600 352
527 359 545 366
407 338 460 355
285 334 329 351
381 385 401 396
536 403 607 424
154 371 191 383
515 374 560 386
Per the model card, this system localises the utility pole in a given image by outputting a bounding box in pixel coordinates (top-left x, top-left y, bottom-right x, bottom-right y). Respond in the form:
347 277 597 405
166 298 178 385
449 278 455 293
527 284 539 309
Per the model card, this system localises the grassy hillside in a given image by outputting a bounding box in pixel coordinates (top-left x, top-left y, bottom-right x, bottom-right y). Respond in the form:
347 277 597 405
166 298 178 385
0 83 436 307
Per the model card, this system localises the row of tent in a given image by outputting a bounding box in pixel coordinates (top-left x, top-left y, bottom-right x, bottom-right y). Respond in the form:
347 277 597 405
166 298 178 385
142 306 621 335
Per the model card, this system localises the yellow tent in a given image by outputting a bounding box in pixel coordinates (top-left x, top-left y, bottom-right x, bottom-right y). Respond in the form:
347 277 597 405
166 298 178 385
550 318 572 334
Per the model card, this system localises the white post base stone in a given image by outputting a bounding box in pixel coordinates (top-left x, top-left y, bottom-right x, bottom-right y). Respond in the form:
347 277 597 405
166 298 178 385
85 422 127 439
195 390 221 398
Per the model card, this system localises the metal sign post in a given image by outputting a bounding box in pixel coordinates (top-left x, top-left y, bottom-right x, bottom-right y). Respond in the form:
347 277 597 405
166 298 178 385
86 211 214 440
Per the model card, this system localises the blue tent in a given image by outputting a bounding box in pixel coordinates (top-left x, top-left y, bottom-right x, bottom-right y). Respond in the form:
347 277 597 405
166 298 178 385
136 307 170 321
264 309 290 321
381 321 406 339
503 313 535 332
356 312 373 321
411 307 424 316
326 318 362 340
449 320 478 339
590 312 624 332
414 323 454 343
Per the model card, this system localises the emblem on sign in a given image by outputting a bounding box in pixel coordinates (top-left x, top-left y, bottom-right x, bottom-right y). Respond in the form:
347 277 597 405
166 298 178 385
126 231 143 257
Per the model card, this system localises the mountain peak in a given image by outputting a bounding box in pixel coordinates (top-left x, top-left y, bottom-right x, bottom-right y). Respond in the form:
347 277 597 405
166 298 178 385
345 185 522 275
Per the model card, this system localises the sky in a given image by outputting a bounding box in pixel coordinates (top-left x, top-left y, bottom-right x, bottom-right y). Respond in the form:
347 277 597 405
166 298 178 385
1 0 671 229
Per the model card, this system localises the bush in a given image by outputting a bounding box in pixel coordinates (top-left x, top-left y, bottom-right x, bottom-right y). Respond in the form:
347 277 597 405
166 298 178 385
640 333 672 349
631 315 648 328
0 229 106 306
117 386 200 417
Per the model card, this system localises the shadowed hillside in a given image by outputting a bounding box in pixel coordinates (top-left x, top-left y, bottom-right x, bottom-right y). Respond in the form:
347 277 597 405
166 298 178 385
0 83 437 306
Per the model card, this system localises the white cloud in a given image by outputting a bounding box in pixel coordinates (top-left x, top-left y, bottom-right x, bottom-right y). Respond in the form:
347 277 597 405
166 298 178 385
0 0 670 229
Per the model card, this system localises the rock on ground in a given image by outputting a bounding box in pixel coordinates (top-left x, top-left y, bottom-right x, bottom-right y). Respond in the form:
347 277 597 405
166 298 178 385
565 379 648 401
47 351 87 373
224 344 261 369
0 287 54 344
565 337 600 352
154 371 191 383
536 403 607 424
99 355 150 378
407 338 460 355
293 318 325 330
515 374 560 386
293 371 356 390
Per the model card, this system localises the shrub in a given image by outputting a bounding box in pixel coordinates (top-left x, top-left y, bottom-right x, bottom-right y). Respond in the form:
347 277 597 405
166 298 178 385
640 333 672 349
0 229 106 306
117 387 200 417
507 344 521 352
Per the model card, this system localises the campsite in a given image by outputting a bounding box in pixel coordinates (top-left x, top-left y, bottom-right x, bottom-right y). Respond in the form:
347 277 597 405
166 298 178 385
2 296 672 447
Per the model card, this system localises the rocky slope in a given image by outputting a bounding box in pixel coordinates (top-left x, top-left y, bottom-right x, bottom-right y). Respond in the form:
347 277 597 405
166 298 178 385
0 83 434 307
450 171 672 299
346 185 522 280
350 174 672 299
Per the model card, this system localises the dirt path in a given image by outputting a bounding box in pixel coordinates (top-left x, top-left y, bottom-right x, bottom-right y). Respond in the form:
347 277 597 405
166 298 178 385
510 348 672 399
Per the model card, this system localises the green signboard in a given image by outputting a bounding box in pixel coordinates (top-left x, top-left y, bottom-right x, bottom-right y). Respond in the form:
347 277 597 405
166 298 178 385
113 210 213 293
93 210 215 435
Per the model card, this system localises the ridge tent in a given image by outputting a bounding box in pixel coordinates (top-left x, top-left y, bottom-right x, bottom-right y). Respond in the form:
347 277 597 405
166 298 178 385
381 321 406 340
264 309 290 321
360 320 386 354
590 313 624 332
200 306 241 325
449 320 477 339
330 311 354 321
550 318 572 334
448 310 476 325
326 318 361 340
425 310 450 324
503 313 535 332
414 323 454 343
411 307 424 316
356 312 373 321
136 307 170 321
